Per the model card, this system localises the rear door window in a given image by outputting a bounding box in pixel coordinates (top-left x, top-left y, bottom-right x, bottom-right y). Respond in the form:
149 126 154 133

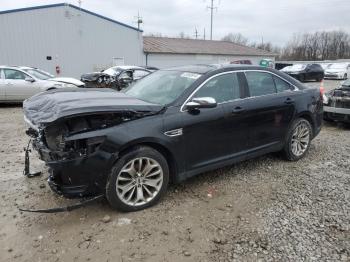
193 73 240 103
245 71 277 97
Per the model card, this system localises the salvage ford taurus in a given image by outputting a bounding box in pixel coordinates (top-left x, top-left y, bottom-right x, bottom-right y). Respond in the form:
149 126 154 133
23 65 323 212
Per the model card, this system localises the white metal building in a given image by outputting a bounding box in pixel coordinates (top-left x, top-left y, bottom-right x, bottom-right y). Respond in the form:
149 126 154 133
144 37 276 68
0 3 144 78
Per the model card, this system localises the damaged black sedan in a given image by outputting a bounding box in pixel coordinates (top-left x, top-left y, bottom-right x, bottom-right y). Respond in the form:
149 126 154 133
23 65 323 212
323 79 350 123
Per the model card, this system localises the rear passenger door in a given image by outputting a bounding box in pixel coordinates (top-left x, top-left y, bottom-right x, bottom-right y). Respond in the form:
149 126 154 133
241 71 296 150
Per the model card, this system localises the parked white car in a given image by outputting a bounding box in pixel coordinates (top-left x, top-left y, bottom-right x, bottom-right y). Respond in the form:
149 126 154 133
324 63 350 80
0 66 84 102
280 66 292 72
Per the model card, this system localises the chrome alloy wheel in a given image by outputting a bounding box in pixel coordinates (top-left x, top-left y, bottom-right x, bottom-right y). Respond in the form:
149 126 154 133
116 157 163 206
291 121 310 157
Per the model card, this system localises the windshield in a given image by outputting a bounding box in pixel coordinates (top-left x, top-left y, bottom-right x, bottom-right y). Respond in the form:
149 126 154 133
290 64 307 71
23 68 54 80
124 70 201 105
103 67 121 76
328 63 348 70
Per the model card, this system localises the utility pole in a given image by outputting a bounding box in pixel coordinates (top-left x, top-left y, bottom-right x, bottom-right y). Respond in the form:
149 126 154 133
203 28 206 40
135 12 143 30
207 0 218 40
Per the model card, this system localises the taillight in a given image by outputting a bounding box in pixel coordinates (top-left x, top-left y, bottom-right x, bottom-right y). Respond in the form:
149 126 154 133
320 80 325 95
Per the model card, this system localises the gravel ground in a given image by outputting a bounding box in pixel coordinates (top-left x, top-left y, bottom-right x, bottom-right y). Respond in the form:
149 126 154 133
0 80 349 262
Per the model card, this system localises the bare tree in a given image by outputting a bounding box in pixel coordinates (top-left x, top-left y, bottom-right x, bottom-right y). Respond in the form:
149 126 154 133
221 33 248 45
280 30 350 60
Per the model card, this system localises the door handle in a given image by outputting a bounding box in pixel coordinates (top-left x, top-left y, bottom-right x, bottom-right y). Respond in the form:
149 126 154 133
232 106 245 114
284 98 294 104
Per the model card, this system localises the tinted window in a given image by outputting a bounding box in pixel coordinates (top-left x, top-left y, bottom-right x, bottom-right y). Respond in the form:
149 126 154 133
193 73 240 103
273 76 292 92
245 72 276 97
4 69 26 80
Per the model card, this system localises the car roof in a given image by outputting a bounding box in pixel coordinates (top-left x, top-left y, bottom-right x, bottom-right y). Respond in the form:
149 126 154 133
163 64 224 74
163 64 271 74
0 65 35 70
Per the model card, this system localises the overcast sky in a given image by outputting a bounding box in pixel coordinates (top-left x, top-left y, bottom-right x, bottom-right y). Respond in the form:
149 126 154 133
1 0 350 46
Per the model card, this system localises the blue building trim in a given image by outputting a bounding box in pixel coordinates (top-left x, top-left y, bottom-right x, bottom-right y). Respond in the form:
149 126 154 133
0 3 142 32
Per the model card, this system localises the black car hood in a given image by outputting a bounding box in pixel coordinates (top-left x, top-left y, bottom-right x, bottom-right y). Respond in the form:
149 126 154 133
23 88 163 126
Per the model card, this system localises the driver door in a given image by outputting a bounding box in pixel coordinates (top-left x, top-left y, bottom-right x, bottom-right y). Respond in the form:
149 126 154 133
181 72 246 172
3 69 39 101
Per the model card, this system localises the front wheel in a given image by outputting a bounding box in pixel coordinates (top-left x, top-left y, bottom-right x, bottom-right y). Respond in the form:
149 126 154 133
106 146 169 212
283 118 313 161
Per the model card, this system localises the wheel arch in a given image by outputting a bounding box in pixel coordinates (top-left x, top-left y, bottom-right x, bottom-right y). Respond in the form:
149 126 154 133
295 112 315 137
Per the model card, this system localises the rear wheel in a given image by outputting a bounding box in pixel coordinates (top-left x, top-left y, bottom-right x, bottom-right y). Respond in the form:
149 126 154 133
299 74 305 82
283 118 313 161
344 73 348 80
106 146 169 212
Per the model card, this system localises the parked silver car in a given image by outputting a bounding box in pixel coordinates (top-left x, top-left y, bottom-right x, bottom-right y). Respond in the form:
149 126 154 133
0 66 84 102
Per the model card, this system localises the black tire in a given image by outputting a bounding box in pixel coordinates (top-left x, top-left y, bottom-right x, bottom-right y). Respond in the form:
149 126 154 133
316 76 323 82
106 146 169 212
299 74 305 82
283 118 313 161
344 73 348 80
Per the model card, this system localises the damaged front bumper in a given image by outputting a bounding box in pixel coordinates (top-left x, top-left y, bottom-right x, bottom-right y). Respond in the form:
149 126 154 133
32 138 117 197
324 106 350 122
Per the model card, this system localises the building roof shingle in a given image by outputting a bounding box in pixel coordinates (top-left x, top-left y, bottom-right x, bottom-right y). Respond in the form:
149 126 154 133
144 36 276 56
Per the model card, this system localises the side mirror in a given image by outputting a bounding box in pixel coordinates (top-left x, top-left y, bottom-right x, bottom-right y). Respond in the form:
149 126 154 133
185 97 217 110
25 76 35 83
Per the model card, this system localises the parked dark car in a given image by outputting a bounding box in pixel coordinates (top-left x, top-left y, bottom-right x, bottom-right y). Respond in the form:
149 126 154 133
81 66 151 90
282 63 324 82
23 65 323 212
323 79 350 123
230 60 252 65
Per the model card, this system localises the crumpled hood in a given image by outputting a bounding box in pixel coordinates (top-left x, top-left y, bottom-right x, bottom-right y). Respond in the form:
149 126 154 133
49 77 85 87
23 88 163 126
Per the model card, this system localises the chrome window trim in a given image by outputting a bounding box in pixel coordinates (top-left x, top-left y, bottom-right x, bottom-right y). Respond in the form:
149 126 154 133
180 69 299 112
